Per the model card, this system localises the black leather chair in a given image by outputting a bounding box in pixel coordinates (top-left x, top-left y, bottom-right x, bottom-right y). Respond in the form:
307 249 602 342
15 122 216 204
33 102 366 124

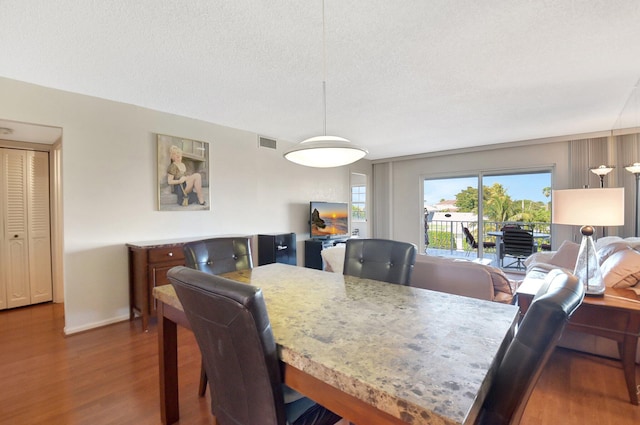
476 269 584 425
183 236 253 275
183 236 253 396
168 266 341 425
342 238 416 285
463 226 496 256
500 227 535 270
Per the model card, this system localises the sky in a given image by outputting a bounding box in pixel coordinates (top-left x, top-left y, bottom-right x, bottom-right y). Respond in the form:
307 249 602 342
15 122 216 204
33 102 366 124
424 172 551 206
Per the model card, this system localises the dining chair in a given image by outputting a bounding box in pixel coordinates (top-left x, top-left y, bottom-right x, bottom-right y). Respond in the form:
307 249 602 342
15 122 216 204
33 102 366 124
500 227 535 270
183 236 253 275
183 236 253 396
475 269 584 425
342 238 416 285
168 266 341 425
462 226 496 256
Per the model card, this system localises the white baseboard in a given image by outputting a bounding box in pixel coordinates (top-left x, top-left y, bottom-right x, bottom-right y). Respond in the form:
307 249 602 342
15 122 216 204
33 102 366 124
63 314 130 335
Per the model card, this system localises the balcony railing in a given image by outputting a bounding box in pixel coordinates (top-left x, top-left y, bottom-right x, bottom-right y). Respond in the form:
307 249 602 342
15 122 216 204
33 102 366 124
425 219 551 255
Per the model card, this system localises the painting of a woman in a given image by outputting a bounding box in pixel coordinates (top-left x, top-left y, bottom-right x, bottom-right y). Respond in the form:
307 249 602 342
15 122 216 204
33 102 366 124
157 134 209 211
167 145 205 206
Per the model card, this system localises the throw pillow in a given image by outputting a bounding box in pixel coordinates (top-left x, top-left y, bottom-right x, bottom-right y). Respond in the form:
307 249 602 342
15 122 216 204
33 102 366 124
601 249 640 288
486 265 512 295
624 237 640 250
597 241 631 265
595 236 623 251
549 240 580 269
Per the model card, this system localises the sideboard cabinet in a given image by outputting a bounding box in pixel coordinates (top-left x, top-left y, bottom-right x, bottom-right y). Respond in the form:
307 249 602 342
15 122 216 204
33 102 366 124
258 233 296 266
128 235 256 331
127 240 190 331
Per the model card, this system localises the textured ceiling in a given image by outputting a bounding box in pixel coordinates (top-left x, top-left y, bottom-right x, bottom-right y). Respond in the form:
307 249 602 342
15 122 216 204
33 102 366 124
2 0 640 159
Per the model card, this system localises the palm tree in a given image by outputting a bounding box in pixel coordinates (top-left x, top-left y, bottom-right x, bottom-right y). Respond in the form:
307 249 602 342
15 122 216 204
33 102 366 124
485 193 515 223
542 186 551 210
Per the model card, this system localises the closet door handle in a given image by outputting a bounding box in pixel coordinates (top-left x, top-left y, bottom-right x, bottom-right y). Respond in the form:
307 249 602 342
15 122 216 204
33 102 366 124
14 234 19 238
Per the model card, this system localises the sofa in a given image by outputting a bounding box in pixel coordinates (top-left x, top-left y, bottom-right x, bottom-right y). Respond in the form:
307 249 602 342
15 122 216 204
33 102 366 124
410 254 515 303
524 236 640 363
321 245 516 303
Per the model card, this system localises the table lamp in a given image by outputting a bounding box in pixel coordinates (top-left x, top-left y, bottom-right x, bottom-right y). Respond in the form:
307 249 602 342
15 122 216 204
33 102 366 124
552 188 624 295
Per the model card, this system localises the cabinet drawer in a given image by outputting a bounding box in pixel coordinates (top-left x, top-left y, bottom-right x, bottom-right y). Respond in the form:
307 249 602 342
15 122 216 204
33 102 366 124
148 246 185 263
152 262 184 287
570 304 630 330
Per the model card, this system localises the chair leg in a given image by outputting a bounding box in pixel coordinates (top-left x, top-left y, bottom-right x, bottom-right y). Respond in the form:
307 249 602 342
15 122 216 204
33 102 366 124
198 361 207 397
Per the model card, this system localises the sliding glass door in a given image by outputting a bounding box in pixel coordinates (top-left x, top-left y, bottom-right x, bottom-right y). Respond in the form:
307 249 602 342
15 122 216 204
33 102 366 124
481 173 551 234
424 175 479 256
423 170 551 267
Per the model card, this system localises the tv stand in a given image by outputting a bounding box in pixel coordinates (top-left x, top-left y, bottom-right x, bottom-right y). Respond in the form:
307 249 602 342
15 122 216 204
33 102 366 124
304 238 348 270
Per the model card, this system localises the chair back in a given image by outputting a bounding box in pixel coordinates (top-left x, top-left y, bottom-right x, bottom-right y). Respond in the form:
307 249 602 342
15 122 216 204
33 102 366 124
183 237 253 275
502 227 534 258
476 269 584 425
168 266 286 425
342 238 416 285
463 227 478 249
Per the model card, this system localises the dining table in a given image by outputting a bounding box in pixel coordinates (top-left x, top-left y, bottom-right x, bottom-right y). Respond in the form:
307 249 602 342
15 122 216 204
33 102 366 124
153 263 519 425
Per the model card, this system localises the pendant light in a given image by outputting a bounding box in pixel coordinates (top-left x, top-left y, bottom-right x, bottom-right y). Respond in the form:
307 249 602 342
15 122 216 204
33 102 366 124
284 0 367 168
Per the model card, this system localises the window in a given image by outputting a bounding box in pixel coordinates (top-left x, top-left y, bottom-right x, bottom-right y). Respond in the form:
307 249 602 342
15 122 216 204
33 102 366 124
422 171 552 263
351 185 366 221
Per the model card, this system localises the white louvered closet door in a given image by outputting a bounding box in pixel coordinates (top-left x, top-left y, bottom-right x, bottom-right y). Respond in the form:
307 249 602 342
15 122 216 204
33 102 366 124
27 151 52 304
1 149 30 308
0 148 52 310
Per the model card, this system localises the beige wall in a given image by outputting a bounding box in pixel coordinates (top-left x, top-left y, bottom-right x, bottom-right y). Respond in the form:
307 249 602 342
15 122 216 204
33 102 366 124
374 135 639 251
0 77 371 333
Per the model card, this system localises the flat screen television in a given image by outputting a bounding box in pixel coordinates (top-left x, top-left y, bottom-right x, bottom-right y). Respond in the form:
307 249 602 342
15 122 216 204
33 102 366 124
310 201 349 239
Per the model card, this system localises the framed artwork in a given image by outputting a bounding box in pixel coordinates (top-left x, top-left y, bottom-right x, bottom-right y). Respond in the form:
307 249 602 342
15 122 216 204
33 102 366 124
157 134 210 211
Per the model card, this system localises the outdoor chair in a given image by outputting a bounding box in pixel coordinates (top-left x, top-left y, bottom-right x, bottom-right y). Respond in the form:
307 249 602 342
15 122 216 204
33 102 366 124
500 227 535 270
463 226 496 256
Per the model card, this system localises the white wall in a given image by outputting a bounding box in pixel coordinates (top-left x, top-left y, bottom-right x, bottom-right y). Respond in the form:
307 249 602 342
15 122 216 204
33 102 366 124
373 142 573 250
0 77 371 333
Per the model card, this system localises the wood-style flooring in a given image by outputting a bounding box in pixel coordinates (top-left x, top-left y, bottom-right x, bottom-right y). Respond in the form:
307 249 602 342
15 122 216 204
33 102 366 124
0 302 638 424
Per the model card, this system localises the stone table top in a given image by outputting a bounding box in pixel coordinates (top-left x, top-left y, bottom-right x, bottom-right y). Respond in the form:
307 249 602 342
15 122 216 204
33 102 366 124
154 263 518 425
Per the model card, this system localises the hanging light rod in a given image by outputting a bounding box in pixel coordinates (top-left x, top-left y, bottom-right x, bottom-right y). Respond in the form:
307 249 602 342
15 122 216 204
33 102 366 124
284 0 367 168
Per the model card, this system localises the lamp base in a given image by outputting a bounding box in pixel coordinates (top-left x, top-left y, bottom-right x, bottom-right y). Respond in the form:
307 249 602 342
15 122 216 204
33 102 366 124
584 286 606 297
573 226 606 297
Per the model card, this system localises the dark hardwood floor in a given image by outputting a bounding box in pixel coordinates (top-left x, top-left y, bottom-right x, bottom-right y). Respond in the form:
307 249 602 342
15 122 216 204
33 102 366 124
0 302 638 424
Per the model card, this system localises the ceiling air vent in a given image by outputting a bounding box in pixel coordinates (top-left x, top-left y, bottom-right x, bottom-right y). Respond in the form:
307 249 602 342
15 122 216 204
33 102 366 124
258 136 277 149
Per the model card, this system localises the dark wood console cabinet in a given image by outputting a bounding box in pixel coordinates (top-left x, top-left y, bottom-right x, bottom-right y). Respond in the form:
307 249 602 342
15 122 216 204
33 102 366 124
304 239 348 270
127 239 191 331
258 233 296 266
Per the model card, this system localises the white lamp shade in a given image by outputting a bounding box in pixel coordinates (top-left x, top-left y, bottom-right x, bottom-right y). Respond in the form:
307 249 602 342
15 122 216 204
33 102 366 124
590 165 614 176
284 136 368 168
552 188 624 226
626 162 640 174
